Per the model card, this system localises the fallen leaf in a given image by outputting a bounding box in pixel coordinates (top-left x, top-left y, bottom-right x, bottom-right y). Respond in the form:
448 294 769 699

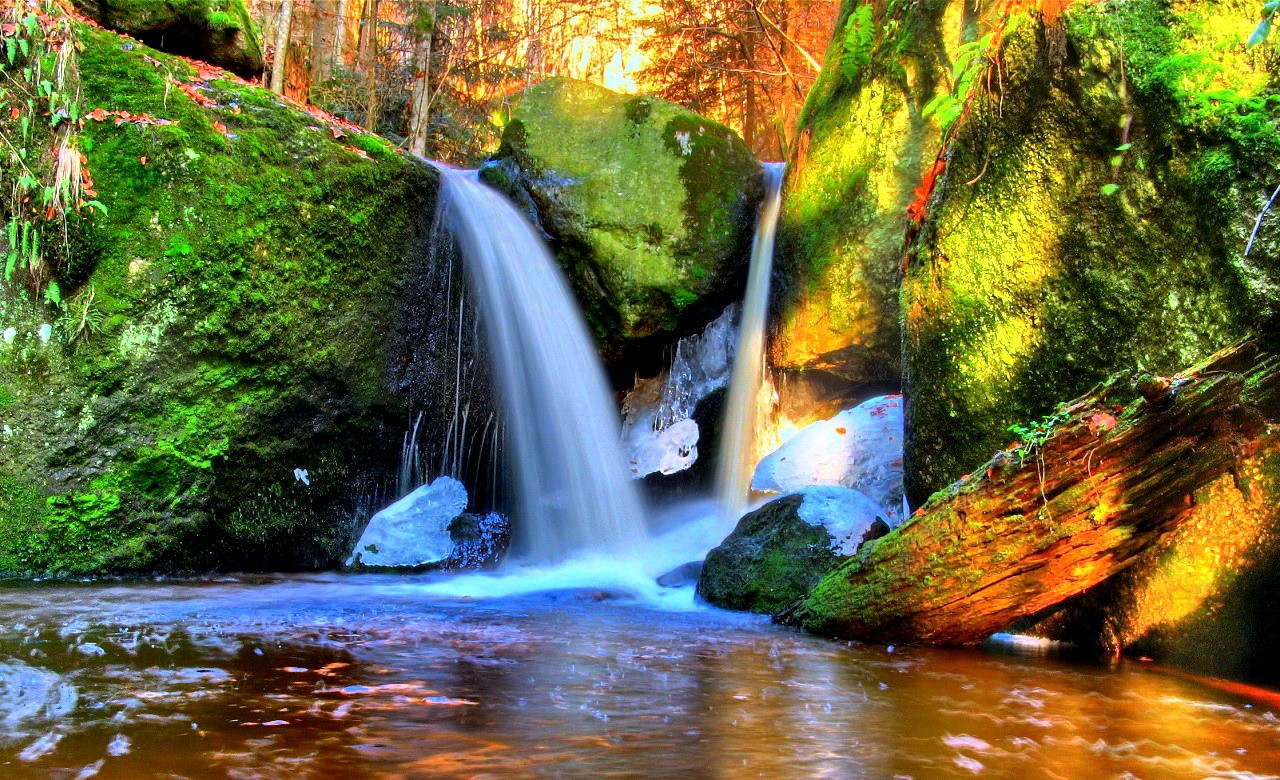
140 156 147 165
1088 412 1117 435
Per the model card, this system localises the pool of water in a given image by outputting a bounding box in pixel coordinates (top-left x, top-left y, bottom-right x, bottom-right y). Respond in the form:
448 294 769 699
1 574 1277 778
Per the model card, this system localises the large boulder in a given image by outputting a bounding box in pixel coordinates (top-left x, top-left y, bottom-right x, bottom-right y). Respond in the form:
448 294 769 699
902 0 1280 503
697 488 890 613
768 0 954 386
0 23 436 575
70 0 264 77
483 78 764 360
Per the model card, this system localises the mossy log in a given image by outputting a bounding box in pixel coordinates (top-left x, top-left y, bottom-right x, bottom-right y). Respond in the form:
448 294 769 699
778 341 1280 645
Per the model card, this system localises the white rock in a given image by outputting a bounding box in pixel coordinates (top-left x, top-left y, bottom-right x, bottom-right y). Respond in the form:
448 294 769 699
752 395 905 523
623 412 699 478
796 486 890 555
346 476 468 568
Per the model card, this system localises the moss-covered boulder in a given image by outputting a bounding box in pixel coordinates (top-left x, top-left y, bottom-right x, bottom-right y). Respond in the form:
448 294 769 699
0 24 436 575
70 0 264 77
770 0 956 386
902 0 1280 503
484 78 763 359
697 488 890 613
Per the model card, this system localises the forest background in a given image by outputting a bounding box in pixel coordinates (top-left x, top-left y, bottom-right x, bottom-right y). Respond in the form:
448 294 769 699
249 0 840 163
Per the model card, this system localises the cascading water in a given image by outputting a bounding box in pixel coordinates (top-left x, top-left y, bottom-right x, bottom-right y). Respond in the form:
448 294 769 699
714 162 786 528
432 164 647 563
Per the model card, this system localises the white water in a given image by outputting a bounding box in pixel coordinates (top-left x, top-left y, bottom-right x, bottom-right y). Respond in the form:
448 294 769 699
433 165 647 564
714 162 786 529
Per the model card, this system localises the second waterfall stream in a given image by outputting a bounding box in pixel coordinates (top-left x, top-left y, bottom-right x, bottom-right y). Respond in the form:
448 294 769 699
715 162 786 530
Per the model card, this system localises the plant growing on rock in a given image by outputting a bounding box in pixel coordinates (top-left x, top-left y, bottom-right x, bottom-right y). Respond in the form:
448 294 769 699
0 0 104 309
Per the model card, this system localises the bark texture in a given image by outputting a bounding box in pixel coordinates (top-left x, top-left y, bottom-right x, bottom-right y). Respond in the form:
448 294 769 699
778 341 1280 646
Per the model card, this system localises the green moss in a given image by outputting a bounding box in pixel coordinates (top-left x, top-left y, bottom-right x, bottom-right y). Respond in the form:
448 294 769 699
487 78 761 349
772 0 950 381
0 25 435 575
901 0 1274 502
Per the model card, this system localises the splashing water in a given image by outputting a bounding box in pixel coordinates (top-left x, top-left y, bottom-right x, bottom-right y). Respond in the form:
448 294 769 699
715 162 786 529
433 164 647 564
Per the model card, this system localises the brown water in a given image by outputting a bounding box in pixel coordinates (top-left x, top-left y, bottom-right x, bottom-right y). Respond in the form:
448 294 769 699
1 575 1277 779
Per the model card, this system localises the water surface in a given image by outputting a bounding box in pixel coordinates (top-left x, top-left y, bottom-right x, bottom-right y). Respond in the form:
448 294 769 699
1 575 1277 778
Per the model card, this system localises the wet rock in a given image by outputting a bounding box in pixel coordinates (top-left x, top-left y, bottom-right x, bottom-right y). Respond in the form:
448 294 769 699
753 395 905 522
657 561 703 588
444 512 510 571
483 78 763 357
697 488 891 614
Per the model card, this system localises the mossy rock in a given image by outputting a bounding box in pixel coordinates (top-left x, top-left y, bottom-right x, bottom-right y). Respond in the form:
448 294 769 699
771 0 956 385
70 0 264 77
0 25 436 575
902 0 1280 503
484 78 763 357
697 490 890 614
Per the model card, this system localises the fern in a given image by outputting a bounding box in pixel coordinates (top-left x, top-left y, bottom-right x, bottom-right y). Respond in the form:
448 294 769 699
840 5 876 83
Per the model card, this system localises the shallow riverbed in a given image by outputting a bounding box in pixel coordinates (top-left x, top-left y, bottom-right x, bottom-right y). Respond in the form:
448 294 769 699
1 574 1277 778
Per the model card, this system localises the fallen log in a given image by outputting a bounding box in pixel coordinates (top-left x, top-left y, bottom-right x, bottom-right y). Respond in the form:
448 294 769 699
777 341 1280 645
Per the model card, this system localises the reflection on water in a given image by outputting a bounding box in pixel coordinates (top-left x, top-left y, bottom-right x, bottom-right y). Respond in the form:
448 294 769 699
0 575 1277 778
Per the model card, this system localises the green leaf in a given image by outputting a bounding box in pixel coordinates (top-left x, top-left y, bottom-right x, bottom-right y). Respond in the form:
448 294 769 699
1110 155 1124 167
1115 143 1132 152
83 200 108 215
1100 183 1120 196
43 280 61 307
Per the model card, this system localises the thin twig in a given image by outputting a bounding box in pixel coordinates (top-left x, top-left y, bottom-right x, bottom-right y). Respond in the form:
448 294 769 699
1245 181 1280 256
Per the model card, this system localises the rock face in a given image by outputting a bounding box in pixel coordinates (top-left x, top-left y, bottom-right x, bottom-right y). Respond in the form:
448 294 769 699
484 78 764 358
900 0 1279 503
753 394 905 522
697 488 890 614
345 477 510 571
769 0 952 387
70 0 264 77
0 23 436 575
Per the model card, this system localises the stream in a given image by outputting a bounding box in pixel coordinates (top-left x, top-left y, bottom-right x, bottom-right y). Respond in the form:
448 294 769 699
1 575 1278 778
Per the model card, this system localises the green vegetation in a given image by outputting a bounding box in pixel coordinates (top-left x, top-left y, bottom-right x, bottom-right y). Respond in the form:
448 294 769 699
0 22 435 575
901 0 1276 502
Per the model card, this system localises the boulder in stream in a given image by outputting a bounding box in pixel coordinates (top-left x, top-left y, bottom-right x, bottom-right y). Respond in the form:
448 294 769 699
753 394 905 522
697 488 890 614
483 78 763 358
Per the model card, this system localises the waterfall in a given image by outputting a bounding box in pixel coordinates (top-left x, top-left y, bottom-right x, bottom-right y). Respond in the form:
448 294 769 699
432 164 648 563
714 162 785 529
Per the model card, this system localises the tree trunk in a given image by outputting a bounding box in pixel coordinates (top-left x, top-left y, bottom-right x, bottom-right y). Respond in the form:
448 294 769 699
361 0 381 130
310 0 337 88
407 8 434 157
335 0 349 65
778 341 1280 646
270 0 295 94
